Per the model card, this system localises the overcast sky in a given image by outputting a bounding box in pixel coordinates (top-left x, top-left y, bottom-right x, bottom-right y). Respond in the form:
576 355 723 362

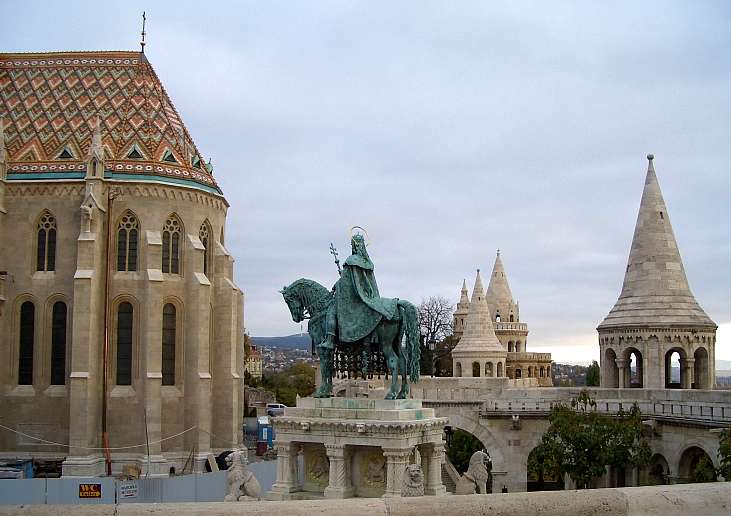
4 1 729 364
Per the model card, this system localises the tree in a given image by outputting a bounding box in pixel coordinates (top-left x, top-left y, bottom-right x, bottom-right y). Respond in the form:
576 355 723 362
586 360 600 387
417 297 454 376
418 296 454 344
261 362 316 406
719 428 731 481
531 390 650 489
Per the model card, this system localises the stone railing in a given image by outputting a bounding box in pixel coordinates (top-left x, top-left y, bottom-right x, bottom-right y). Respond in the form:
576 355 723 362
506 352 552 362
493 322 528 332
3 483 729 515
411 381 731 425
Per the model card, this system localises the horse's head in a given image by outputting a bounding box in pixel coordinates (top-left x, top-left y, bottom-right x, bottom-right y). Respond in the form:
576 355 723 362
280 282 305 323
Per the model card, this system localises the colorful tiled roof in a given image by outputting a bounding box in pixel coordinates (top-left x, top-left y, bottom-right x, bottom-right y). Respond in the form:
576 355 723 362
0 51 219 192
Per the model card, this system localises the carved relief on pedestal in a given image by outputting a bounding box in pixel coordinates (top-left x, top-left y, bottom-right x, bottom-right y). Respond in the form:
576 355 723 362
362 449 386 488
303 444 329 491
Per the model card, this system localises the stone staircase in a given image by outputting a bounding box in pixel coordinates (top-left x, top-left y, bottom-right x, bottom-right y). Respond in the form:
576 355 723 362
441 457 460 493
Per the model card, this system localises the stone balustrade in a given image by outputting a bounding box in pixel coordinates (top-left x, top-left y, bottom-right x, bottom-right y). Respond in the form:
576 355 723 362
4 482 730 515
410 380 731 424
493 322 528 332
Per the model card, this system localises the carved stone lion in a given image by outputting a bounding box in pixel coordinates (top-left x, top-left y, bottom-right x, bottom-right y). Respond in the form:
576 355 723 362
224 450 261 502
401 463 424 497
455 450 490 495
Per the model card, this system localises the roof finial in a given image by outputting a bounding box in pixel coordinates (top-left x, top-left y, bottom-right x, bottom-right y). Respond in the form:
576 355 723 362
140 11 147 53
496 248 500 257
646 153 655 173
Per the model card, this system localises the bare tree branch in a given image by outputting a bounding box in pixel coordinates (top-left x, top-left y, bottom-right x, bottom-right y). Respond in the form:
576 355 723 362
418 296 455 344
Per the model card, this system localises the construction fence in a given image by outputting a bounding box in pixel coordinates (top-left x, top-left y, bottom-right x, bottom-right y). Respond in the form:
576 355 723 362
0 471 227 505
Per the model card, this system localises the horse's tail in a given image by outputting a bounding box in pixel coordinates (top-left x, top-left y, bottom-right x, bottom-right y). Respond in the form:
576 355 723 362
399 301 421 383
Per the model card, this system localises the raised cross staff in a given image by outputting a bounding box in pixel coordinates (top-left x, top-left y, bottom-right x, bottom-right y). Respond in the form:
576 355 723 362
330 242 341 276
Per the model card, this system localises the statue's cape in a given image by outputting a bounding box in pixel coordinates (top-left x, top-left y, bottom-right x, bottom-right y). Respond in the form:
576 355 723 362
336 261 398 342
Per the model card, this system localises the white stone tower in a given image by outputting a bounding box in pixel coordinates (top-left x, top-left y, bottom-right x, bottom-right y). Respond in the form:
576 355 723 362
452 279 470 339
598 155 717 389
486 250 528 352
451 270 507 378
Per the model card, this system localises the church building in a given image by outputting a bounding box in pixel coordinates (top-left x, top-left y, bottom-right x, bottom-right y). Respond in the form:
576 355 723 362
0 51 244 476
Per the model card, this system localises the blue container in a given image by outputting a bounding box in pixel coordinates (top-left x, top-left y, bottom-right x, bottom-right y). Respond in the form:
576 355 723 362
257 416 274 448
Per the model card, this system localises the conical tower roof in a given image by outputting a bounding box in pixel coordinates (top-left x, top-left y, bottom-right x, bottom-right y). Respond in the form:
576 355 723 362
486 250 514 306
457 279 470 308
598 155 716 330
453 270 504 353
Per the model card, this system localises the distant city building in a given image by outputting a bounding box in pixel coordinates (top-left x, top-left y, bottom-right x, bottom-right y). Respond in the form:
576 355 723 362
245 344 263 380
0 51 245 476
452 253 553 386
598 156 717 389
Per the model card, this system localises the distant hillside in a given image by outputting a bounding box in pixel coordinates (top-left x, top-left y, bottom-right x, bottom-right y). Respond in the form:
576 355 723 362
251 334 311 350
717 359 731 372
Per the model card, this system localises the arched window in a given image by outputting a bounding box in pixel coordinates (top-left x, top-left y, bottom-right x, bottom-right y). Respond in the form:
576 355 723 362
472 362 480 377
18 301 35 385
36 211 57 271
497 362 503 377
117 212 139 272
486 362 493 377
495 313 501 323
162 303 176 386
455 362 462 377
116 302 133 385
50 301 67 385
199 222 211 276
510 314 514 322
162 215 182 274
540 367 545 378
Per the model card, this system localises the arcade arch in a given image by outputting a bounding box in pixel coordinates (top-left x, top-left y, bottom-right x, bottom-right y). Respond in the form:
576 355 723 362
693 347 710 389
604 348 619 388
665 348 686 389
677 446 716 483
624 347 643 388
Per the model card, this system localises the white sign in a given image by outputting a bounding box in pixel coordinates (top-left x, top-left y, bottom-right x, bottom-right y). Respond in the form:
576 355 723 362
119 481 138 499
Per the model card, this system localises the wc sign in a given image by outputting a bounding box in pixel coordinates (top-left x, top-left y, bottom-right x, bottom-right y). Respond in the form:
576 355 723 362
78 483 102 498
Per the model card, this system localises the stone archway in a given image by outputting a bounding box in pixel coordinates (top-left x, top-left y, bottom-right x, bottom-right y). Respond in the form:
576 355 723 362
641 453 670 486
624 347 643 388
527 445 564 491
472 362 480 378
665 347 687 389
677 445 716 483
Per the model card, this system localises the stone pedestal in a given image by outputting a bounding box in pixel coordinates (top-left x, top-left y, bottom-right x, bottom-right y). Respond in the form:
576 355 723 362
266 397 447 500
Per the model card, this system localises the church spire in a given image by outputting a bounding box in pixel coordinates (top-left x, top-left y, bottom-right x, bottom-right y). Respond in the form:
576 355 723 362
486 249 518 322
452 269 503 353
598 155 715 329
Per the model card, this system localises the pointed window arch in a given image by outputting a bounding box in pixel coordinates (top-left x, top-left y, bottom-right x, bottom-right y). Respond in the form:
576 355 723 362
127 144 144 160
50 301 67 385
162 215 182 274
18 301 35 385
116 302 134 385
162 149 178 163
36 211 57 272
162 303 177 386
199 221 211 276
117 211 139 271
58 146 74 159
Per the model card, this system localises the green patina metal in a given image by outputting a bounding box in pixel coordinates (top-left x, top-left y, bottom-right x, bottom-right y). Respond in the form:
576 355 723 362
7 171 222 195
281 235 421 400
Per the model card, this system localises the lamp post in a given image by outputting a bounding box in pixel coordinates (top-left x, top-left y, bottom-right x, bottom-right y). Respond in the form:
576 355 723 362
429 339 437 377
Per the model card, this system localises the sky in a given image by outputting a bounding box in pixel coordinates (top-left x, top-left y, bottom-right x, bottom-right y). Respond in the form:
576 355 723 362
3 1 729 364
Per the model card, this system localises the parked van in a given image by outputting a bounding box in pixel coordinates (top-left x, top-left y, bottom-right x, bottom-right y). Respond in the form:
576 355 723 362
266 403 287 417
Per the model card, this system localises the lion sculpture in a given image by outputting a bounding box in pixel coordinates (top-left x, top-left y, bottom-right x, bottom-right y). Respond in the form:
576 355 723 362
401 463 424 497
455 450 491 495
224 450 262 502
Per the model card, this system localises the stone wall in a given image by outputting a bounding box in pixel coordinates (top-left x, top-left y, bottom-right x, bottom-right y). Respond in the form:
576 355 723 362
3 483 730 515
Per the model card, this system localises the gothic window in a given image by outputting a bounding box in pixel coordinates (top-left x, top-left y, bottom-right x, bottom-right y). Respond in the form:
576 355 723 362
18 301 35 385
162 215 182 274
495 313 501 323
199 222 211 276
58 146 74 159
162 303 176 386
36 211 57 271
510 314 514 322
127 144 143 160
116 302 133 385
50 301 67 385
117 211 139 271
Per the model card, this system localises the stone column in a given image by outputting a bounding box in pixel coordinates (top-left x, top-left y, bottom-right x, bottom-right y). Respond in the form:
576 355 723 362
324 444 352 498
615 358 627 389
270 441 297 499
422 443 447 496
383 447 411 497
683 358 695 389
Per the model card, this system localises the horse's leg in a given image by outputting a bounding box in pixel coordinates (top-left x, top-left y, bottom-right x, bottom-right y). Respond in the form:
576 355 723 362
380 329 399 400
395 323 410 399
314 347 332 397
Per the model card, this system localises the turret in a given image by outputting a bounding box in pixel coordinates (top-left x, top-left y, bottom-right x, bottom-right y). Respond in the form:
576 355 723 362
452 279 470 339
